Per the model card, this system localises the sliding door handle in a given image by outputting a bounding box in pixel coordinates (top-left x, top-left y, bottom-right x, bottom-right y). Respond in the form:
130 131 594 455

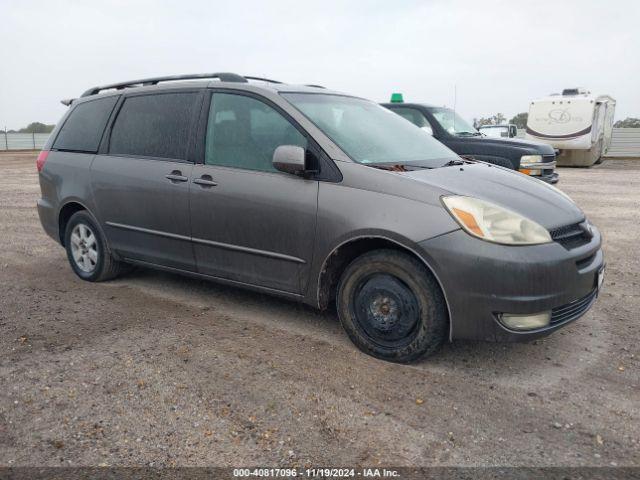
193 175 218 187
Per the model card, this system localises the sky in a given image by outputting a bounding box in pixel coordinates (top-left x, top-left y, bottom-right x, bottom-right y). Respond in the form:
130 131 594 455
1 0 639 130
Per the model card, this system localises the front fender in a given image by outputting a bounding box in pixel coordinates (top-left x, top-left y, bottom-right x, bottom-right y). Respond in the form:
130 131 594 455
302 174 460 308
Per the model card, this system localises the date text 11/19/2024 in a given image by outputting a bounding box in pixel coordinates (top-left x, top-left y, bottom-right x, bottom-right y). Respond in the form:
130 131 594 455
232 467 400 477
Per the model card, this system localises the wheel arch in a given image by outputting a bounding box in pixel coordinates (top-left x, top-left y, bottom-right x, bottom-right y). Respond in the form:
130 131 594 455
315 235 453 341
57 200 91 245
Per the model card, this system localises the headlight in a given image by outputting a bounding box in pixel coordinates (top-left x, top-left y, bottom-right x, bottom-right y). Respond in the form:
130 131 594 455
520 155 543 164
442 196 552 245
519 155 544 176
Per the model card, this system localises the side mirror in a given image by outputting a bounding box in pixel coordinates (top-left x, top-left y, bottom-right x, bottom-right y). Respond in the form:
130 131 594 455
273 145 307 175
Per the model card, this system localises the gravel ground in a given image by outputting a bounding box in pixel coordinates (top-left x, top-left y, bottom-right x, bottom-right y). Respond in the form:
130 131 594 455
0 152 638 468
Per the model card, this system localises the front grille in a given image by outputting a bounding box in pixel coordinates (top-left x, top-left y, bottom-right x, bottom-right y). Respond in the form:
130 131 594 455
550 222 591 249
542 155 556 174
551 289 597 325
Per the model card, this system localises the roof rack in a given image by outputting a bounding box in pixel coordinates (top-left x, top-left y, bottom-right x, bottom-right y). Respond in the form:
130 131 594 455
243 76 283 84
78 73 327 100
80 72 251 98
305 84 326 89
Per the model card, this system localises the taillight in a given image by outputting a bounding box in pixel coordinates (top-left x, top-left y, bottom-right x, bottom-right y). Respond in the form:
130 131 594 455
36 150 49 172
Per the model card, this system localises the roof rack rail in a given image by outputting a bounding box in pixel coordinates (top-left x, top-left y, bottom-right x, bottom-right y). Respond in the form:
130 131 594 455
80 72 249 97
243 76 283 84
304 84 326 89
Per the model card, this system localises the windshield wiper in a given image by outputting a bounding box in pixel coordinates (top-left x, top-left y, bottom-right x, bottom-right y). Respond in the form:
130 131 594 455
443 156 481 166
368 163 432 172
442 159 465 166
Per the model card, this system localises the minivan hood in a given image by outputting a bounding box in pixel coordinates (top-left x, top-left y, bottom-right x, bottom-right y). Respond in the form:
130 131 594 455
404 162 584 229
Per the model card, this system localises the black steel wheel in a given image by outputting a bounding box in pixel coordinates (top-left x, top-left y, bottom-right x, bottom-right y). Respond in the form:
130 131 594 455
337 249 448 363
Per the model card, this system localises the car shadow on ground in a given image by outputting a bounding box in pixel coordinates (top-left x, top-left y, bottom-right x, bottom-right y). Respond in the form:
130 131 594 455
109 263 574 380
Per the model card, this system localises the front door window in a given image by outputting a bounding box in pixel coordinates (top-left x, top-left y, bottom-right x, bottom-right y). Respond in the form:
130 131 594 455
205 93 307 172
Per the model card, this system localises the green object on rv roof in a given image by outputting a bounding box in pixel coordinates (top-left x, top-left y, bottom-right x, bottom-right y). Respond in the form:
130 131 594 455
390 93 404 103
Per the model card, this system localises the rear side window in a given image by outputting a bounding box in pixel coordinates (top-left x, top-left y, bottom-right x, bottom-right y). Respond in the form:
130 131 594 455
109 92 199 160
53 96 118 153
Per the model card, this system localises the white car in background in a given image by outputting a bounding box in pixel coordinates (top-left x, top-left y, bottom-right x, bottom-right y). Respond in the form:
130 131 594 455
478 124 519 138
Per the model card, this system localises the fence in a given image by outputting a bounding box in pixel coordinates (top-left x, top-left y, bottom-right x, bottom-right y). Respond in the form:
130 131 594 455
1 132 50 151
606 128 640 157
2 129 640 157
515 128 640 158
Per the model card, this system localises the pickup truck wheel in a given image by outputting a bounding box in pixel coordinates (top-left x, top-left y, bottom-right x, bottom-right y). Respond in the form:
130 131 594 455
337 249 447 363
64 211 129 282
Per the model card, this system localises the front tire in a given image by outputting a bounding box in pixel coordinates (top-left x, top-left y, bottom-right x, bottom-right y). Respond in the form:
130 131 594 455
64 211 128 282
336 249 448 363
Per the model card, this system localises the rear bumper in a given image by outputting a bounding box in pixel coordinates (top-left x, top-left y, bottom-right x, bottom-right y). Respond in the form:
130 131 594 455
417 225 603 342
37 198 59 243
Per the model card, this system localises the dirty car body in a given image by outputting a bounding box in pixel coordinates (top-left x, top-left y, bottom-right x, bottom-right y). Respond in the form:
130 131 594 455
37 74 603 362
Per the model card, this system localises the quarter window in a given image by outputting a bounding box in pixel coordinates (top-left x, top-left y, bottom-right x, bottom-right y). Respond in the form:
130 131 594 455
205 93 306 172
53 96 119 153
109 93 199 160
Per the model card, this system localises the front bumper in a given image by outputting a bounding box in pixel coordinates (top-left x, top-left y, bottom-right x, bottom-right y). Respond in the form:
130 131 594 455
519 159 559 184
417 224 603 342
538 171 559 184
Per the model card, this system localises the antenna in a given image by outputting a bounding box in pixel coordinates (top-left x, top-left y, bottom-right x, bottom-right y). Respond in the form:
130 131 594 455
453 84 457 130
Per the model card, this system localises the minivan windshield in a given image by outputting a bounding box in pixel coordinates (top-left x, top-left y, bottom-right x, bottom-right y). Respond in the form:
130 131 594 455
426 107 479 136
282 93 459 166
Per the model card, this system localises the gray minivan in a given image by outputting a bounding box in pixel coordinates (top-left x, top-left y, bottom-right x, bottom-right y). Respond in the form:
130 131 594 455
37 73 604 363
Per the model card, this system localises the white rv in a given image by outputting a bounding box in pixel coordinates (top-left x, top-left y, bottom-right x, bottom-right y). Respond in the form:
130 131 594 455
525 88 616 167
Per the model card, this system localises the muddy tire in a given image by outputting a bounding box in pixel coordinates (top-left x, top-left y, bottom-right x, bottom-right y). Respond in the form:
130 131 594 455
64 211 129 282
336 249 448 363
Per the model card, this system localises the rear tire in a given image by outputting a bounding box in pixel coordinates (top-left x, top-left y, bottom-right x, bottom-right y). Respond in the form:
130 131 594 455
64 211 128 282
336 249 448 363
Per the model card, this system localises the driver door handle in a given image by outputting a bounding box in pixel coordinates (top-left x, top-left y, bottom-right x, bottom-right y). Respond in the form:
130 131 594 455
193 175 218 187
165 170 188 183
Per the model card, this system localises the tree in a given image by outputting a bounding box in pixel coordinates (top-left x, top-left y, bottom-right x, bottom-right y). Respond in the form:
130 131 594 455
613 117 640 128
509 112 528 129
474 113 506 127
474 117 492 127
17 122 55 134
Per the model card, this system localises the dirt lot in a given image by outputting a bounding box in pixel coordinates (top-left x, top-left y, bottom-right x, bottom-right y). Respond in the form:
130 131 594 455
0 152 638 468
